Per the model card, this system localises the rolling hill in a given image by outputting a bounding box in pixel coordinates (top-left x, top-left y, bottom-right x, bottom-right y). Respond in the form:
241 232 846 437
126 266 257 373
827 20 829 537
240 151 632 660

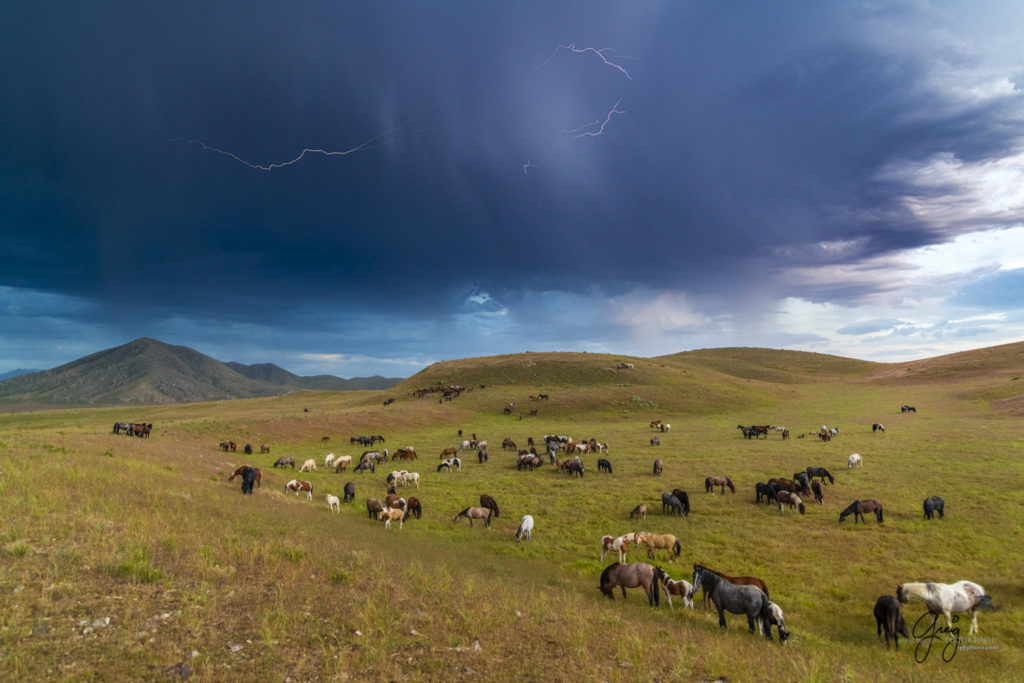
0 338 400 409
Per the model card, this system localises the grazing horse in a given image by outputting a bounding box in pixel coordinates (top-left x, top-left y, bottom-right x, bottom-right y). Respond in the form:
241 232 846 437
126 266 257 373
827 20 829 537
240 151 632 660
405 496 422 520
652 459 663 476
378 506 405 529
599 562 660 607
597 458 613 473
637 532 681 562
776 490 806 514
897 581 992 634
393 447 416 461
260 444 271 453
244 443 253 455
768 477 797 493
792 472 812 495
629 503 647 520
333 455 353 472
692 565 772 639
805 466 834 484
755 482 778 503
872 423 885 433
353 459 375 474
671 489 691 516
479 494 500 518
874 595 910 650
811 481 824 504
439 446 458 459
650 437 661 447
923 496 945 520
477 447 489 464
343 481 356 503
437 457 462 472
901 405 916 413
650 420 663 429
299 459 317 473
748 425 770 440
848 453 863 469
324 453 336 468
661 493 687 518
600 533 640 563
839 499 883 523
453 506 492 528
758 602 790 642
273 456 295 469
695 566 770 606
515 514 534 541
654 567 695 608
325 494 340 513
285 479 313 500
568 461 584 478
113 422 130 435
229 466 262 494
366 497 383 519
705 476 735 494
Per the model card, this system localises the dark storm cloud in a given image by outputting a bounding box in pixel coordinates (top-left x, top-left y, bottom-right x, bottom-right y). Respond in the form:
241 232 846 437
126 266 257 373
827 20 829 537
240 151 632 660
2 2 1022 373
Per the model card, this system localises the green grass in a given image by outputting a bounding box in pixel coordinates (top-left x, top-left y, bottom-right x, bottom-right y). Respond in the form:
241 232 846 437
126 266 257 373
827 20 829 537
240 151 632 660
0 347 1021 680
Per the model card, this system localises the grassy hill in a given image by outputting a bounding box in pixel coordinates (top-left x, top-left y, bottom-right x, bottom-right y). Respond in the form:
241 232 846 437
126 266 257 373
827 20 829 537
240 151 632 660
0 338 400 410
0 344 1021 680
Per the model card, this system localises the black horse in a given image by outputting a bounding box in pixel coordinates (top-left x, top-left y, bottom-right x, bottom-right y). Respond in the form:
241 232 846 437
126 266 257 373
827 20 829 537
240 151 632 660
479 494 500 518
239 467 259 494
805 466 834 484
811 480 824 504
568 461 584 478
343 481 356 503
792 472 812 495
597 458 613 473
755 482 777 503
923 496 945 520
873 595 909 650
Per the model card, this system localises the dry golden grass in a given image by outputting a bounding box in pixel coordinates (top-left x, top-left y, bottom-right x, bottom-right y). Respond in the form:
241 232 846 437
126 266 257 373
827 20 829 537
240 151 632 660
1 346 1022 681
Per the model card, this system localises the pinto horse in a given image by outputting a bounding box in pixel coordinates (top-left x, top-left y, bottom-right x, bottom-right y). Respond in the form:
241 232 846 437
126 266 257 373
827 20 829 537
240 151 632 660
637 532 681 562
705 476 735 494
897 581 992 634
776 490 806 514
654 567 695 608
453 506 492 528
692 565 772 639
600 533 639 563
285 479 313 500
599 562 660 607
839 499 883 523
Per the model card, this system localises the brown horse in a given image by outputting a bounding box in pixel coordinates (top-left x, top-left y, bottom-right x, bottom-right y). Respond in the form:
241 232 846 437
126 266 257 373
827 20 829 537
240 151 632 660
767 477 797 493
776 490 806 514
705 476 735 494
260 444 271 453
479 494 500 518
652 459 663 475
839 499 883 523
629 503 647 520
393 447 416 461
439 446 458 459
694 564 769 606
405 496 422 519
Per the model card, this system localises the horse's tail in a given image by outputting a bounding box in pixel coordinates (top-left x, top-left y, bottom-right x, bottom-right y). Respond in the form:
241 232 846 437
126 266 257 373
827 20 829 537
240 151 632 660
759 594 772 639
652 571 660 607
704 477 711 492
672 539 681 558
877 505 884 523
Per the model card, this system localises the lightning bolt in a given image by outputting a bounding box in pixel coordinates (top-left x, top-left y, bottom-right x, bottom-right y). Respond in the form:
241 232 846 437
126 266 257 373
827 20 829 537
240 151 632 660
169 122 420 171
560 99 626 138
531 43 633 80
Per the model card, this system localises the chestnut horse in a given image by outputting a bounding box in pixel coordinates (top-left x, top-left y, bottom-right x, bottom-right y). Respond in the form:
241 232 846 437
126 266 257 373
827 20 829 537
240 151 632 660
839 499 883 523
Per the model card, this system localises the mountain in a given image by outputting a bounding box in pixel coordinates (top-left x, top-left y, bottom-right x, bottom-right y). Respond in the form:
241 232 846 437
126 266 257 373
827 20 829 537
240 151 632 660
224 361 398 391
0 338 401 409
0 368 40 381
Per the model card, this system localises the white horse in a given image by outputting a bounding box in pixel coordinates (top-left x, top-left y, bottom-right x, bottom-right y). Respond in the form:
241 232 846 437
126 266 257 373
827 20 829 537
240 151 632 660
848 453 863 469
325 494 340 513
516 514 534 541
458 440 471 452
299 459 317 473
324 453 336 468
897 581 992 634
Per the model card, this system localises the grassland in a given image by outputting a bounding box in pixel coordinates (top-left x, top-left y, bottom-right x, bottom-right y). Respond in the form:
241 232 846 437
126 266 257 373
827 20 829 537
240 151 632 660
1 347 1021 681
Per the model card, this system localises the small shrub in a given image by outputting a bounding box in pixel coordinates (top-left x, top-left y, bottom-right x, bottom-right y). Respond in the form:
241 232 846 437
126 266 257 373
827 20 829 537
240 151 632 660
329 569 350 585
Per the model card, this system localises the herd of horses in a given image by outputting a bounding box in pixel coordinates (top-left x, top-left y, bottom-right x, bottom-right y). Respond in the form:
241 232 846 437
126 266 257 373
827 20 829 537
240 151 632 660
218 400 995 652
112 422 151 437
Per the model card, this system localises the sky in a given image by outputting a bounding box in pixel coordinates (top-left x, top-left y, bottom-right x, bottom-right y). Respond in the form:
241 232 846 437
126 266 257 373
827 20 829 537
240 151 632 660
2 1 1024 378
